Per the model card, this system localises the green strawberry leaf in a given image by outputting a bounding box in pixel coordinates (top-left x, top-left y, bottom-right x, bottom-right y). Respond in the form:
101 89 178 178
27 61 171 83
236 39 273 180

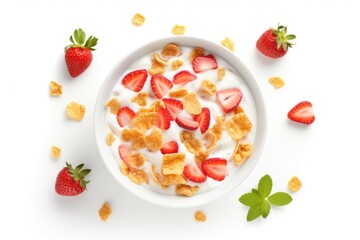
261 200 271 218
258 174 272 198
247 203 262 222
268 192 292 206
239 193 262 207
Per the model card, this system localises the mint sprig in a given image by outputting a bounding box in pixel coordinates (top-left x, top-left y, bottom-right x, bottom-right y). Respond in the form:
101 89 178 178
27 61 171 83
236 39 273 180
239 174 292 221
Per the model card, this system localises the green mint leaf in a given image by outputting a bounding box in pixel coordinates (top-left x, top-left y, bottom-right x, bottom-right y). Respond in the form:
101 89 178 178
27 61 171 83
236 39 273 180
260 200 271 218
239 193 262 207
258 174 272 198
247 203 262 221
252 188 259 194
268 192 292 206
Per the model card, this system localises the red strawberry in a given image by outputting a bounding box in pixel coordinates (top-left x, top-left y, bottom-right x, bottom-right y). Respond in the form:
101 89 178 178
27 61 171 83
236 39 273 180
175 116 199 131
256 24 296 58
216 88 242 113
287 101 315 125
160 140 179 154
122 69 148 92
118 144 132 168
192 55 218 73
116 107 136 127
151 75 173 99
193 107 210 134
163 98 183 121
173 70 197 85
55 162 91 196
65 28 98 78
157 107 171 130
201 158 227 181
183 164 207 183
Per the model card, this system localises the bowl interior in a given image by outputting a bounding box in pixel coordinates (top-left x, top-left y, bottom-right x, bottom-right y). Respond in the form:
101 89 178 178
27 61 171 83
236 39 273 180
94 36 267 208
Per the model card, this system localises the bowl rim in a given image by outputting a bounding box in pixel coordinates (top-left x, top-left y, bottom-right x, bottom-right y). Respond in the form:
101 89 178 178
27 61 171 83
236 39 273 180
94 36 267 208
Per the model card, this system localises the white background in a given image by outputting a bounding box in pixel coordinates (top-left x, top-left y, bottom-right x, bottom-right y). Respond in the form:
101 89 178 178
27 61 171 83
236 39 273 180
0 0 359 239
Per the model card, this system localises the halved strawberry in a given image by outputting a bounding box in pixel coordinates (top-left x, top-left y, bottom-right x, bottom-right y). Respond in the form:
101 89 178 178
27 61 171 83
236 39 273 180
156 107 171 130
173 70 197 85
183 164 207 183
193 107 210 134
175 116 199 131
116 107 136 127
160 140 178 154
192 55 218 73
118 144 131 168
216 88 242 113
287 101 315 125
122 69 148 92
163 98 183 121
201 158 227 181
151 75 173 99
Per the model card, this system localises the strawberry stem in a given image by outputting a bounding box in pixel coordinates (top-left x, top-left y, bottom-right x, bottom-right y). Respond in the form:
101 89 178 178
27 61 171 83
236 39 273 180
64 28 98 52
66 162 91 190
271 24 296 51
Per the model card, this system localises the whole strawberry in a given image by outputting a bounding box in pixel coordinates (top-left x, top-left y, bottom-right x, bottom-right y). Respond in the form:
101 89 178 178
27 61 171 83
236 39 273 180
55 162 91 196
256 24 296 58
65 28 98 77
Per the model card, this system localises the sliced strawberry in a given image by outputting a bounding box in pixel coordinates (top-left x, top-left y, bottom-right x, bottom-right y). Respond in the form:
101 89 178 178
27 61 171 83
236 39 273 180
216 88 242 113
183 164 207 183
175 116 199 131
193 107 210 134
163 98 183 121
122 69 148 92
151 75 173 99
192 55 218 73
156 107 171 130
173 70 197 85
116 107 136 127
201 158 227 181
206 54 216 60
287 101 315 125
160 140 179 154
118 144 131 168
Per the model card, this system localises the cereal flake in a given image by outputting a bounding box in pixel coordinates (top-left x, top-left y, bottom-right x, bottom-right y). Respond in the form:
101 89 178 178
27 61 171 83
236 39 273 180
180 130 194 143
269 76 285 89
128 153 146 169
201 79 217 95
171 59 184 70
98 202 111 221
175 184 199 197
131 112 158 132
131 13 145 26
106 98 121 114
183 92 201 114
162 174 187 186
144 128 163 152
132 92 148 107
288 176 302 192
171 24 186 35
194 151 209 165
232 142 252 165
189 47 205 62
234 106 244 114
66 102 85 121
184 138 202 154
194 211 207 222
128 169 149 185
107 132 116 146
119 161 130 176
221 37 235 51
225 113 252 140
161 44 182 58
51 146 61 159
162 153 186 175
217 67 225 81
169 88 188 98
203 131 216 152
49 81 62 96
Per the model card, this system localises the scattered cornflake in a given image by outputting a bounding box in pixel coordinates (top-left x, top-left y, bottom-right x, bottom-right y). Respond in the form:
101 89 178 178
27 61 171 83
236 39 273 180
194 211 207 222
49 81 62 96
107 132 116 146
162 174 187 186
119 161 130 176
225 113 252 140
121 128 146 150
201 79 217 95
128 153 145 169
234 106 244 114
150 164 164 187
184 138 202 154
203 131 216 152
189 47 205 62
171 24 186 35
180 130 195 143
66 102 85 121
149 66 165 76
128 169 149 185
216 115 226 130
169 88 188 98
131 112 158 132
194 151 209 165
98 202 112 221
106 98 121 114
131 13 145 26
162 153 186 175
161 43 182 58
183 92 201 114
144 128 163 152
51 146 61 159
288 176 302 192
221 37 235 51
171 59 184 70
232 142 252 165
269 76 285 89
217 67 225 81
208 123 222 141
153 53 168 66
131 92 148 107
175 184 199 197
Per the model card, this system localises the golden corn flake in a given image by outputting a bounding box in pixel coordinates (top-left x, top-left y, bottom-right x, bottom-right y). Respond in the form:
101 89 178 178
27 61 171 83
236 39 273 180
171 24 186 35
169 88 188 98
121 128 134 142
119 161 130 176
189 47 205 62
153 53 168 66
162 174 187 186
149 66 165 76
66 102 85 121
107 132 116 146
171 59 184 70
217 67 225 81
128 153 145 169
150 164 163 187
175 184 199 197
105 98 121 114
130 130 146 150
138 100 164 113
288 176 302 192
131 112 157 131
161 43 182 58
232 142 252 165
144 128 163 152
203 131 216 152
51 146 61 159
128 169 149 185
208 123 222 141
162 153 186 175
194 211 207 222
131 92 148 107
131 13 145 26
98 202 111 221
49 81 62 96
269 76 285 89
180 130 195 143
234 106 244 114
184 138 202 154
183 92 202 114
221 37 235 51
216 115 226 130
201 79 217 95
194 151 209 165
225 113 252 140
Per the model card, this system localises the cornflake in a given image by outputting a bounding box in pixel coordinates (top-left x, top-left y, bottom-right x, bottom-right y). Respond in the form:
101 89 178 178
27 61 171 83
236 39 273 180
51 146 61 159
149 66 165 76
49 81 62 96
131 112 157 132
216 115 226 130
288 176 302 192
66 102 85 121
184 138 202 154
161 44 182 58
203 132 216 152
169 88 188 98
208 123 222 141
128 153 145 169
153 53 168 66
232 142 252 165
189 47 205 62
176 184 199 197
106 98 121 114
269 76 285 89
172 24 186 35
194 151 209 165
194 211 207 222
225 113 252 140
234 106 244 114
183 92 201 114
171 59 184 70
119 161 130 176
162 174 187 186
221 37 235 51
180 130 194 143
98 202 111 221
162 153 186 175
128 169 149 185
150 164 163 187
107 132 116 146
131 13 145 26
131 92 148 106
121 128 146 150
201 79 217 95
144 128 163 152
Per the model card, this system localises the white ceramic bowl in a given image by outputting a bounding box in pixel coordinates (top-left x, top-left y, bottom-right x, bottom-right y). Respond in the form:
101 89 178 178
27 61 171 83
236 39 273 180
94 36 267 208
